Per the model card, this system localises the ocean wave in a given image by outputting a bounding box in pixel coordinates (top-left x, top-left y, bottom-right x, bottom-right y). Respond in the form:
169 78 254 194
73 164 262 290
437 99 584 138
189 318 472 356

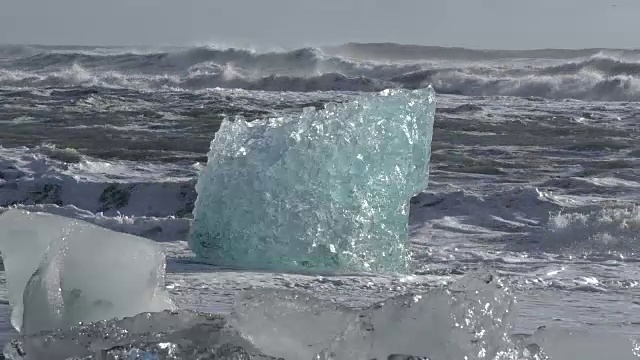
410 186 639 256
540 53 640 76
5 44 640 100
324 42 639 61
3 63 640 100
0 44 41 59
427 71 640 101
0 65 392 92
5 42 638 62
0 145 197 218
544 205 640 255
5 46 358 75
410 187 558 232
9 51 172 73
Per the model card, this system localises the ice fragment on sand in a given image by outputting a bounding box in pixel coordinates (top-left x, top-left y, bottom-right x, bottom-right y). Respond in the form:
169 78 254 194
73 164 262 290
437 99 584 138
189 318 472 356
229 271 515 360
0 210 175 334
189 87 436 273
230 289 358 358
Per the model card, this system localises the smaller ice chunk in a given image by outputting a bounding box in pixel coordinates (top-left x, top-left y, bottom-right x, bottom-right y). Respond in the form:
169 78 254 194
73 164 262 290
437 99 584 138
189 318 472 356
327 272 514 360
0 210 174 334
229 271 515 360
230 289 359 358
3 310 277 360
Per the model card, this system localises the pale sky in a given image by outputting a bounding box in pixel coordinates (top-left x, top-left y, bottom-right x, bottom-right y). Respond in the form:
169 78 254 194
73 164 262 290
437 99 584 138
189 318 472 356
0 0 637 49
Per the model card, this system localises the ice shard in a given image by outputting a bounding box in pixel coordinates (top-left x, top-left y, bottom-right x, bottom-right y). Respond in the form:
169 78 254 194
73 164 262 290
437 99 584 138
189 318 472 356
189 87 436 273
0 210 175 334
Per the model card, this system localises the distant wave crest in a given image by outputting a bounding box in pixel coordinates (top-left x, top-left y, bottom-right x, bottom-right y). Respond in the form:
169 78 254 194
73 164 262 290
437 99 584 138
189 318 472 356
3 43 640 100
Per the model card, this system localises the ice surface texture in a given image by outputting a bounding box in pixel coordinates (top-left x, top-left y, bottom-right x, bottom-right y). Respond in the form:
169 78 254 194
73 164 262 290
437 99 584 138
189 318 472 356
230 271 516 360
4 271 518 360
0 210 175 334
3 310 278 360
6 271 636 360
189 87 436 273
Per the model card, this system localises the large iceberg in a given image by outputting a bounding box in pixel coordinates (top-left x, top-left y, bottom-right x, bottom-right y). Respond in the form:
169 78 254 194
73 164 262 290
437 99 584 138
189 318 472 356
0 210 174 334
189 87 436 273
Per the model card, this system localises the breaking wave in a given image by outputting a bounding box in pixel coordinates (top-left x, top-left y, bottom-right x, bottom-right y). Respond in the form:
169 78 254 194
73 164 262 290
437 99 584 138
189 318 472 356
4 43 640 100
